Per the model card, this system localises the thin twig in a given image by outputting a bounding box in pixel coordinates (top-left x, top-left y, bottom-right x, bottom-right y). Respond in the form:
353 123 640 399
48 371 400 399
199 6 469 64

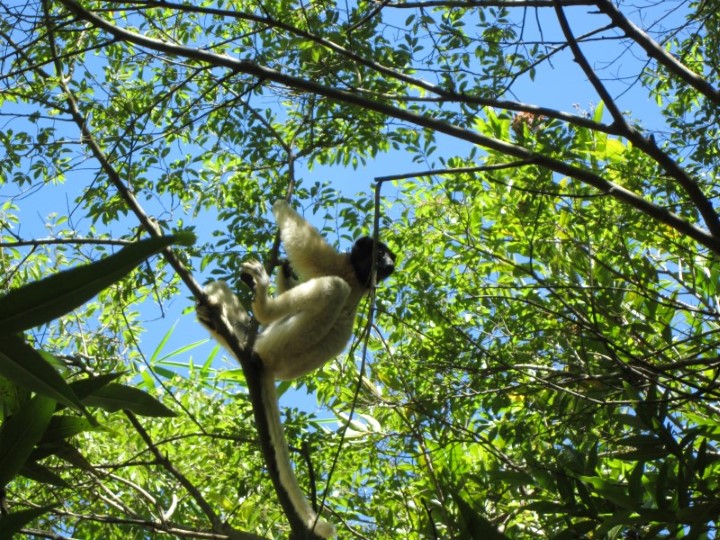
125 413 263 540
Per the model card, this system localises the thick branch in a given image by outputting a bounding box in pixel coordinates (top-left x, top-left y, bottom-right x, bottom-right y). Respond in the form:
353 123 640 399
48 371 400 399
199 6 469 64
146 0 720 240
596 0 720 106
135 0 620 138
45 38 260 540
43 7 302 538
553 1 629 130
47 48 205 299
59 0 720 256
554 0 720 240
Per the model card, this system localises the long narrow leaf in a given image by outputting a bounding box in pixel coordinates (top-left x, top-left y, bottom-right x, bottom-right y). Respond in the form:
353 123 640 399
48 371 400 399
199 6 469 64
0 505 56 540
39 415 99 443
84 383 177 417
0 394 55 487
0 234 191 335
21 462 69 487
451 490 509 540
0 336 84 411
70 373 124 400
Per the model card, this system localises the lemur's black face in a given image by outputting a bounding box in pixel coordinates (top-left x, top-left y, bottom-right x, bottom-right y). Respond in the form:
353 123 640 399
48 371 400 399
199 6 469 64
350 236 396 287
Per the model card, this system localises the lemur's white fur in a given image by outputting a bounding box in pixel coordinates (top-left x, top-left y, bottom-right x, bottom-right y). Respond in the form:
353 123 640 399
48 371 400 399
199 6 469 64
198 200 395 539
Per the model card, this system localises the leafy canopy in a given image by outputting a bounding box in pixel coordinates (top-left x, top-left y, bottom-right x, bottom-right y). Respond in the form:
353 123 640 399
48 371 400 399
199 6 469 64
1 0 719 538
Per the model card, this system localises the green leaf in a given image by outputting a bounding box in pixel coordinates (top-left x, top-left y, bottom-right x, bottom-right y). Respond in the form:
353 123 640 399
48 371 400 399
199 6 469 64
628 461 645 503
0 505 56 540
149 322 177 363
617 434 665 451
592 101 605 123
20 461 69 487
0 376 24 421
40 415 99 443
614 413 647 430
525 501 568 514
0 394 55 487
655 461 669 511
696 438 708 476
595 509 639 537
550 520 596 539
0 336 84 411
0 234 192 335
579 475 638 509
70 373 124 400
35 440 93 471
83 383 176 417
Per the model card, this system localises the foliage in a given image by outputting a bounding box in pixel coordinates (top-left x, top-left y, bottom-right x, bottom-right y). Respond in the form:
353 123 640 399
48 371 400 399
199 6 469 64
0 235 186 537
1 0 719 538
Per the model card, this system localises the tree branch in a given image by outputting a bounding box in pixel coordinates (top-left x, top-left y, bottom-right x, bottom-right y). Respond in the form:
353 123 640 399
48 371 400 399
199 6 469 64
41 6 288 538
132 0 621 138
596 0 720 106
126 413 264 540
552 1 629 131
554 0 720 240
44 17 205 302
384 0 595 7
58 0 720 256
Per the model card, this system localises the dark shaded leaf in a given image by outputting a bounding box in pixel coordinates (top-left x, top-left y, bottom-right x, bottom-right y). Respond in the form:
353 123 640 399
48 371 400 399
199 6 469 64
20 462 69 487
84 383 176 417
0 505 56 540
451 489 508 540
40 415 99 443
70 372 124 400
0 394 55 487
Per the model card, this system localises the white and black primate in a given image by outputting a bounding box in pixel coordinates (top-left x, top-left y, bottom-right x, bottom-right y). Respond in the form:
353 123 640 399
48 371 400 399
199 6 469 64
197 200 396 538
